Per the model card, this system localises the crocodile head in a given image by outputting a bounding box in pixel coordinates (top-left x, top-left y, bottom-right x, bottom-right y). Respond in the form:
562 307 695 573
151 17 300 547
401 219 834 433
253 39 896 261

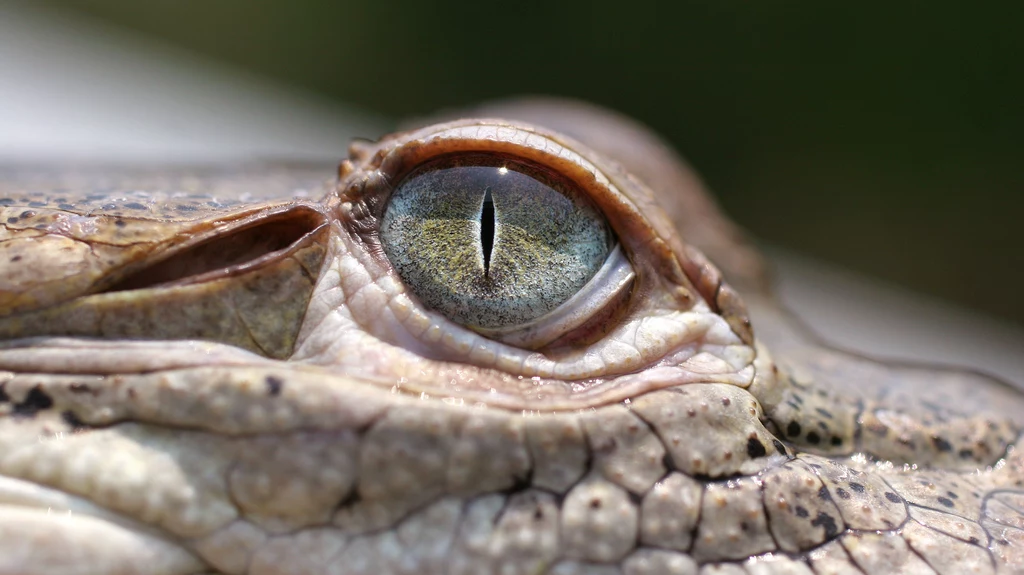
1 100 1022 575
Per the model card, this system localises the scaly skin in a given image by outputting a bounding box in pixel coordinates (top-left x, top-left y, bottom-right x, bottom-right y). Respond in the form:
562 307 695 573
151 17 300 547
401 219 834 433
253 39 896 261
0 100 1022 575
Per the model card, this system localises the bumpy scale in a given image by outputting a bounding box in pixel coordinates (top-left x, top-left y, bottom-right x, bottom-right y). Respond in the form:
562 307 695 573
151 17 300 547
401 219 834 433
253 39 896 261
0 100 1022 575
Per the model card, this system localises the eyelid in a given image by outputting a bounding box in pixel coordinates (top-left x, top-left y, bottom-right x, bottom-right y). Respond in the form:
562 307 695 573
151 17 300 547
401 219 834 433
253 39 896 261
368 122 619 213
472 244 635 348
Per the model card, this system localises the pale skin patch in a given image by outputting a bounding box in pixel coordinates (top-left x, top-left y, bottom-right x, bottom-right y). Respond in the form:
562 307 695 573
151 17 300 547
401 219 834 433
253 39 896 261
0 101 1022 574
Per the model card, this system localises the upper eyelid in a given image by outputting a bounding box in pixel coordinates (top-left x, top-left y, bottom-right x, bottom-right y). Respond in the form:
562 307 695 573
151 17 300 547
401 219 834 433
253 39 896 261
374 122 612 193
342 121 639 235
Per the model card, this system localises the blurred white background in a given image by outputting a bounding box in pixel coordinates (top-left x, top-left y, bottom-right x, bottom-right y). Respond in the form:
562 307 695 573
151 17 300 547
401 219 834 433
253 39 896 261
0 2 383 162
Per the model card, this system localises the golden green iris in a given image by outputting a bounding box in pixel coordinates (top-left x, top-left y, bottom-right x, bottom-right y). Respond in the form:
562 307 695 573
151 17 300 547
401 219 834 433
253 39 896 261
380 156 611 329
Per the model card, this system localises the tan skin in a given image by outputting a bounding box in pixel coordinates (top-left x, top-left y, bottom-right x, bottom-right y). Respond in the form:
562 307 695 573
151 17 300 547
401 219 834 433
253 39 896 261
0 99 1022 574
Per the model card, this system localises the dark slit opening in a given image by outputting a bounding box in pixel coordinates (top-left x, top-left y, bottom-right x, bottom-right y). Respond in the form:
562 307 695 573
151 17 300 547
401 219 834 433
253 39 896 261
481 186 495 276
103 207 324 293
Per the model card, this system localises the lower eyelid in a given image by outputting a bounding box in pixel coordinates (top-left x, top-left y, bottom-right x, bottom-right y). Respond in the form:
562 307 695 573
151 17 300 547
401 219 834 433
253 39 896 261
474 244 635 349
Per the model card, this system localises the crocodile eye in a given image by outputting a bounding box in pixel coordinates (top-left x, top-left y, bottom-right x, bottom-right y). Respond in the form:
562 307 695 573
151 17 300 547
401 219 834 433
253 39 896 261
379 154 632 347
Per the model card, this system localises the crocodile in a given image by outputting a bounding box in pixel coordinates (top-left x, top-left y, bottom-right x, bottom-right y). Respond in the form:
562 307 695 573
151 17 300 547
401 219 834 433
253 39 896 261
0 99 1022 575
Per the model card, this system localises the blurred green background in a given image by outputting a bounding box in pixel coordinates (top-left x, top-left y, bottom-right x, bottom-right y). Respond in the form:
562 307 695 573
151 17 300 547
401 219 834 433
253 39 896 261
44 0 1024 325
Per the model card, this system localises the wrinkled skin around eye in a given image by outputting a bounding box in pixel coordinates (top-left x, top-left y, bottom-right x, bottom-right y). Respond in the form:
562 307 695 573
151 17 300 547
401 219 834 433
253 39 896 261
380 156 610 330
319 120 758 399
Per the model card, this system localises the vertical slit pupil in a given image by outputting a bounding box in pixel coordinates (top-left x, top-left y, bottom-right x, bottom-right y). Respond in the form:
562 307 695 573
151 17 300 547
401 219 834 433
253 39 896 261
481 186 495 276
